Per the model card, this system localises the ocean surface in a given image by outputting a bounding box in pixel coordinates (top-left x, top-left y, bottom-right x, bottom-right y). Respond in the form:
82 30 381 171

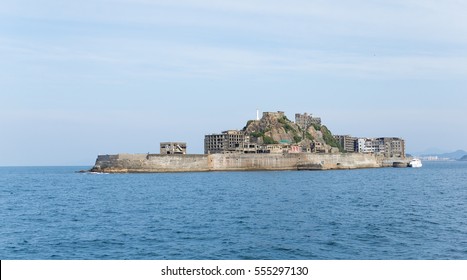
1 162 466 260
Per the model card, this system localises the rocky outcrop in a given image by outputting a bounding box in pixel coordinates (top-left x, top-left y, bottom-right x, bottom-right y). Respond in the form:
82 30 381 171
243 111 340 153
244 112 301 144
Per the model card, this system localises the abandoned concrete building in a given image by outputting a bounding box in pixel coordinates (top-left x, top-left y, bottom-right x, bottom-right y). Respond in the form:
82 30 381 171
334 135 406 158
203 112 405 158
295 112 322 130
160 142 187 154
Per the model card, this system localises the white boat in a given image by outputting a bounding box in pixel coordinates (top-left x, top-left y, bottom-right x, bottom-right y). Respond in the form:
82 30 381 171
408 158 422 168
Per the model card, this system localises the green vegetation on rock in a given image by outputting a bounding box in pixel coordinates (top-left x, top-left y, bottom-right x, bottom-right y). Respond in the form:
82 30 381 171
278 116 295 133
243 112 343 152
321 125 341 150
251 131 264 138
263 135 278 144
243 120 255 131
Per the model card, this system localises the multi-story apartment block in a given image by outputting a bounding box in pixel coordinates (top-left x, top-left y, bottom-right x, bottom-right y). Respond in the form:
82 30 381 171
204 129 304 154
357 138 367 153
204 130 250 154
380 137 405 158
356 138 384 153
356 137 405 158
334 135 357 152
264 111 286 119
204 111 405 158
295 113 322 130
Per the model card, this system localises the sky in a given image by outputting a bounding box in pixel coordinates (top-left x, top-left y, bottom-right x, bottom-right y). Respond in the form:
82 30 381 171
1 0 467 166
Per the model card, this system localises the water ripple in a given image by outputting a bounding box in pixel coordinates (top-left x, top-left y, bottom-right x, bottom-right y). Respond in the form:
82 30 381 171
1 162 466 259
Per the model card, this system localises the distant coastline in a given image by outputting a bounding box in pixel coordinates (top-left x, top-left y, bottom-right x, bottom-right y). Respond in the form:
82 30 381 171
414 149 467 161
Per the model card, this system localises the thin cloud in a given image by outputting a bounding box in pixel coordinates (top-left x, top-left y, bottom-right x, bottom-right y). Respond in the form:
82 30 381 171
3 0 467 43
2 1 467 79
2 36 467 81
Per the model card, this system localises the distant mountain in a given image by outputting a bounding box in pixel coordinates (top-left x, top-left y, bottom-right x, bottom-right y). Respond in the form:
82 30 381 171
414 147 450 155
459 155 467 161
421 150 467 160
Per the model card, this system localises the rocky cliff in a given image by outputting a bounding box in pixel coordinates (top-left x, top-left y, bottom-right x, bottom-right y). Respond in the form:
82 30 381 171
243 112 341 153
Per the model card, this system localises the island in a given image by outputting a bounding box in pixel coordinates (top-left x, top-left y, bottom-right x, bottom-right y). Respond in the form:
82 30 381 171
90 111 409 173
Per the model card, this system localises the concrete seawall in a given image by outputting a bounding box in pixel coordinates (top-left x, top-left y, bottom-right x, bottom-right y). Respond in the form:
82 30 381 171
90 153 402 173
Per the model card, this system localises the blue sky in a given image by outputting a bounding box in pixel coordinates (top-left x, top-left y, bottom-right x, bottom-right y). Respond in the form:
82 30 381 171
1 0 467 165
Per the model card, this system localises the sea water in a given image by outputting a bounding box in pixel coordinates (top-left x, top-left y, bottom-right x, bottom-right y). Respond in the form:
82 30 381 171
1 162 466 259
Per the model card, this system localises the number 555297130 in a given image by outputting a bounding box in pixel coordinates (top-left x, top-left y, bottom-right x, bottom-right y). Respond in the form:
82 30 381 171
254 267 309 276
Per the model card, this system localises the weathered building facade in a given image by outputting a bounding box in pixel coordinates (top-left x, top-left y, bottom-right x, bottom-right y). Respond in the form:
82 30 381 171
204 130 250 154
160 142 187 154
334 135 357 153
295 112 322 130
203 111 405 158
355 137 405 158
380 137 405 158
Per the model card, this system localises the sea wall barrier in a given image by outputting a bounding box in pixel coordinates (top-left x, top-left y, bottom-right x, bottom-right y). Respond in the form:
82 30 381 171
90 153 405 173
